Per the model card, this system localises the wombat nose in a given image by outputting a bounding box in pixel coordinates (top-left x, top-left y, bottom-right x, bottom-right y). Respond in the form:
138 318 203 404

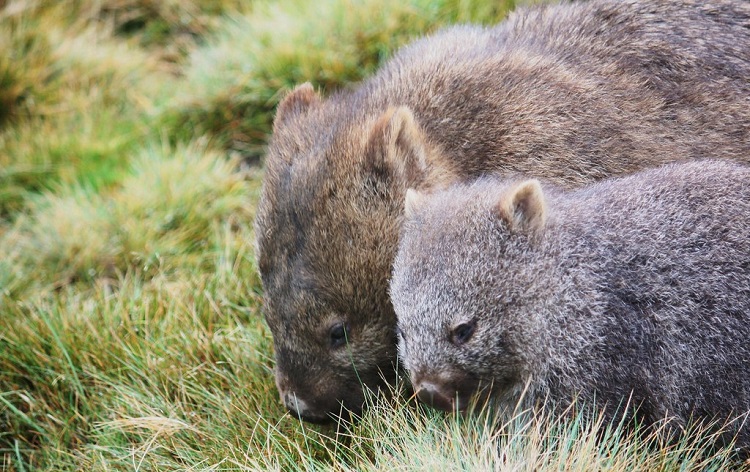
282 392 332 424
415 381 455 411
283 391 309 415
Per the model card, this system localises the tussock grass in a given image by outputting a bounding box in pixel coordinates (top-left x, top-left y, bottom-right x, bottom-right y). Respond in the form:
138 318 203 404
0 3 162 121
0 6 58 127
162 0 518 160
1 138 273 467
1 259 276 469
67 0 249 49
2 0 249 50
328 387 742 472
1 140 255 299
0 3 168 215
0 106 144 215
2 0 745 470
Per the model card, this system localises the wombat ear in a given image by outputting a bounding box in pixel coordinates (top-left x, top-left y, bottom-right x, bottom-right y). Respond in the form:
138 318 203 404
274 82 320 129
365 106 430 188
496 179 547 236
404 188 426 219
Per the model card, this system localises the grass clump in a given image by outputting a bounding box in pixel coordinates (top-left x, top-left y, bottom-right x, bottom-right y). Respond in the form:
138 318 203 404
0 3 168 215
1 140 255 300
2 0 250 51
119 382 739 471
0 6 58 127
1 257 277 469
327 391 743 472
162 0 518 160
90 0 251 52
1 135 272 468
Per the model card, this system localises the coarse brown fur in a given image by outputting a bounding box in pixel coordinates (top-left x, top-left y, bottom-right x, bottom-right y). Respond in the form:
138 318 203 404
254 0 750 422
391 160 750 449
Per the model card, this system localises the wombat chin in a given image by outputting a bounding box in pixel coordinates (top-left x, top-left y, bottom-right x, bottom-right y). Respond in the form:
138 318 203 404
280 365 406 424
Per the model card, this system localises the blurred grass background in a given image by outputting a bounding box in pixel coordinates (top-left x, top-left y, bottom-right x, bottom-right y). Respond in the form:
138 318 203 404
0 0 743 469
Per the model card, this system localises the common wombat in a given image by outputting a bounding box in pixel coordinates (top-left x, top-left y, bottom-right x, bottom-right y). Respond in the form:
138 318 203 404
255 0 750 422
391 160 750 446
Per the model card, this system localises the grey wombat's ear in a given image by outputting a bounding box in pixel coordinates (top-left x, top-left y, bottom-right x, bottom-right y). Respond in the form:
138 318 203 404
404 188 426 219
365 106 430 188
273 82 320 129
495 179 547 235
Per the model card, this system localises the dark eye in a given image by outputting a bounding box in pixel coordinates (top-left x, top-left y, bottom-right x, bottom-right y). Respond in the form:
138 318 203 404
450 320 476 346
329 323 348 349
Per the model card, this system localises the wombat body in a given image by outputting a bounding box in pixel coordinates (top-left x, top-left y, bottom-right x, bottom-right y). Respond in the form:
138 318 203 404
391 160 750 446
255 0 750 422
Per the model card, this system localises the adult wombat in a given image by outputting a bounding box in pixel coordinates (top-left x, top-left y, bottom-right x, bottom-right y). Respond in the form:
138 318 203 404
391 160 750 446
255 0 750 422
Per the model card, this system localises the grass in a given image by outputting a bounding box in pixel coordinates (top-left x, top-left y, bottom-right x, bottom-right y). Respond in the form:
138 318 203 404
161 0 518 160
336 392 742 472
0 2 165 215
0 0 746 470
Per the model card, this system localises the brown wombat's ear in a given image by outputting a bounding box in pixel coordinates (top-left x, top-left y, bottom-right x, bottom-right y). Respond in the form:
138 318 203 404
274 82 320 129
496 179 547 235
404 188 426 219
365 106 429 188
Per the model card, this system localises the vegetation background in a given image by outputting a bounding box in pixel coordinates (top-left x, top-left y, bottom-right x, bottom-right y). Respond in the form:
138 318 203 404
0 0 743 470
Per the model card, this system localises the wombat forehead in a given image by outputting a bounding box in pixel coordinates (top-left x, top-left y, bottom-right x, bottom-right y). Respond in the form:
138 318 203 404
392 269 464 324
258 142 369 248
272 332 324 363
267 99 365 170
399 211 495 269
262 275 332 326
256 167 343 286
407 187 495 232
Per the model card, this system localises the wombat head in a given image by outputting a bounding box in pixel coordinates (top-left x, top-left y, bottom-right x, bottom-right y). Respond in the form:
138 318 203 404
255 84 451 422
391 178 553 412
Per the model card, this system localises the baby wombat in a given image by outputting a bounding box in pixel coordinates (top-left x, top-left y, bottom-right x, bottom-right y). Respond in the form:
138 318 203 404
255 0 750 423
391 160 750 445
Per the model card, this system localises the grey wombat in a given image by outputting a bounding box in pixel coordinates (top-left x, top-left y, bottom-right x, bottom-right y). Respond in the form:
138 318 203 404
391 160 750 445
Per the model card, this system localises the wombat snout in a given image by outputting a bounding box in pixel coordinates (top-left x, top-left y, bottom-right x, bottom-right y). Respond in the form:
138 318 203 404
281 390 331 424
414 381 459 411
412 372 481 412
277 372 334 423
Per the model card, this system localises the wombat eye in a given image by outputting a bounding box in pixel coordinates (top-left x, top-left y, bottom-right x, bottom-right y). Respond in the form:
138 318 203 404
329 323 348 349
450 321 476 346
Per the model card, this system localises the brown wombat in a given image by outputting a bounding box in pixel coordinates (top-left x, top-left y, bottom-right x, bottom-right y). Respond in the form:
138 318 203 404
390 160 750 446
254 0 750 422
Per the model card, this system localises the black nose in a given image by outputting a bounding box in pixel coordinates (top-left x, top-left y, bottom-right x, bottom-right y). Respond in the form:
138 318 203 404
287 408 333 424
415 381 455 411
283 395 332 424
282 392 298 411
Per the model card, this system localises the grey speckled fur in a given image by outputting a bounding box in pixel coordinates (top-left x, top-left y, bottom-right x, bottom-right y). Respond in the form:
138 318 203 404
391 160 750 447
255 0 750 422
